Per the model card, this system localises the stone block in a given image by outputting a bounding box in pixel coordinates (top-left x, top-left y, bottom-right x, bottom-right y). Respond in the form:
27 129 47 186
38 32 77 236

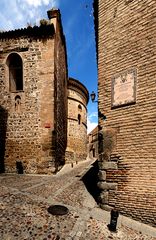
98 153 110 162
100 191 109 204
98 161 118 170
100 203 113 212
97 181 117 190
98 170 106 180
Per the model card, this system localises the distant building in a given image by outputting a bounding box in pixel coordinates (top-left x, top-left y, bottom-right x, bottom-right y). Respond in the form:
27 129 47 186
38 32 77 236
0 9 88 174
66 78 89 163
94 0 156 227
87 125 98 159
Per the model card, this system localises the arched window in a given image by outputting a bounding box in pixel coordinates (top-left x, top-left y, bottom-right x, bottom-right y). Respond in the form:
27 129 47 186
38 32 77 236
7 53 23 92
15 95 21 113
78 104 82 111
78 114 81 125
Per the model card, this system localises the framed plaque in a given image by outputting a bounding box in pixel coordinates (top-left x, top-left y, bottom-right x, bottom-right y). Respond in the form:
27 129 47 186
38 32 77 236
111 68 137 108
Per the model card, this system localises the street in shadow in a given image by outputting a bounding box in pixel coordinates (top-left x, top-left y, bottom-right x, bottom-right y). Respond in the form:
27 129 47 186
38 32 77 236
82 160 101 202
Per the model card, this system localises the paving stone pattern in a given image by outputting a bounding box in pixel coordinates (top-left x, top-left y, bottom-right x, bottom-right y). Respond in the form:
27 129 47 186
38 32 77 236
0 160 155 240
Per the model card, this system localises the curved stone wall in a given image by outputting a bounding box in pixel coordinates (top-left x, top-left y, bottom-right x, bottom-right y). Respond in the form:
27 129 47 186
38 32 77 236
66 78 89 163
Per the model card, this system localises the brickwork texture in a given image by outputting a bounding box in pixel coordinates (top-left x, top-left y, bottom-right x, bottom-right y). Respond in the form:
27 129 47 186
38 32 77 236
96 0 156 227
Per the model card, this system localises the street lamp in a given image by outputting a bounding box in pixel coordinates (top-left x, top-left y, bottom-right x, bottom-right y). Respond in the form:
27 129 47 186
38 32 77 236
90 91 107 121
90 91 98 103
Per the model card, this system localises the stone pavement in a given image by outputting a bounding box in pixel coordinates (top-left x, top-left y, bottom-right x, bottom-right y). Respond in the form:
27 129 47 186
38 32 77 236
0 159 156 240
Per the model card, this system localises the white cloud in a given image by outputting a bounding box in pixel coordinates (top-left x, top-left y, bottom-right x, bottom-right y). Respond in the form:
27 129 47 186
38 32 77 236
0 0 59 30
89 111 98 119
0 12 14 31
87 117 98 134
21 0 52 8
87 112 98 134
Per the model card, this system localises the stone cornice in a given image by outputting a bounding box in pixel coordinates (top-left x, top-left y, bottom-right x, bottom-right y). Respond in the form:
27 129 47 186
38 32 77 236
68 77 89 104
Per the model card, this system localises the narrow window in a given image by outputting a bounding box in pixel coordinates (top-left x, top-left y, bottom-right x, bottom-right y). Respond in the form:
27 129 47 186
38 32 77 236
15 95 21 113
92 148 95 158
78 104 82 111
7 53 23 92
78 114 81 125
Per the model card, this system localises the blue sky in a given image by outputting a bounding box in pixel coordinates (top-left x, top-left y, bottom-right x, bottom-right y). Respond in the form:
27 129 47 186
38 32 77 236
0 0 98 133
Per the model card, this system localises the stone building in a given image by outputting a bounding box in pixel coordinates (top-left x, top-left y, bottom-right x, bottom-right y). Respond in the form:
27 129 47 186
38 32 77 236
0 9 68 174
94 0 156 227
66 77 89 163
0 8 89 175
87 125 98 159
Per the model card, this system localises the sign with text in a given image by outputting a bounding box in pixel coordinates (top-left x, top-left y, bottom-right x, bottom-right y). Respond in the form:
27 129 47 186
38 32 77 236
111 69 137 108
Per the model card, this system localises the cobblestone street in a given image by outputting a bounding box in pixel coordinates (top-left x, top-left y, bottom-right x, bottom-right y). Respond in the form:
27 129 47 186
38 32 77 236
0 160 156 240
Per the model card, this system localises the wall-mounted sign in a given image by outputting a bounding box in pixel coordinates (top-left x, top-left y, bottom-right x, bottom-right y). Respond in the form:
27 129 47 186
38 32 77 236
111 69 137 108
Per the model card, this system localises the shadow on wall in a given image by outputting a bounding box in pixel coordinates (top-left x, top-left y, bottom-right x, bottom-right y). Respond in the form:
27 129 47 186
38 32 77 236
82 160 101 202
0 106 8 173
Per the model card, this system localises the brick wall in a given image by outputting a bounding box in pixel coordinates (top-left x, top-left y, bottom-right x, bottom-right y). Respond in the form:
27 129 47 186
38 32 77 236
97 0 156 227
